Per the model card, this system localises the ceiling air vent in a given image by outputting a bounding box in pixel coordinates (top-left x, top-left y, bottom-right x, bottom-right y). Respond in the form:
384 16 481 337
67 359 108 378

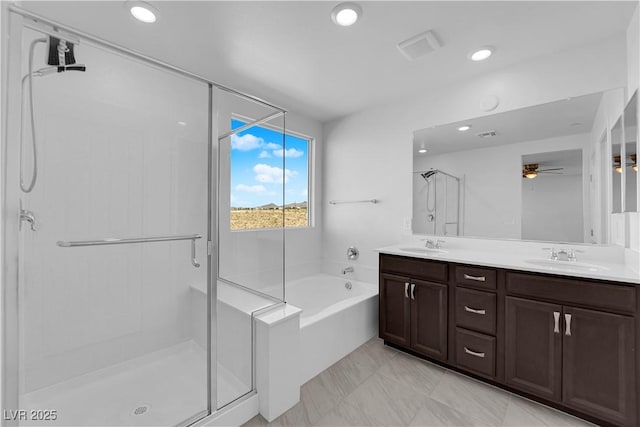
397 30 441 61
476 130 497 138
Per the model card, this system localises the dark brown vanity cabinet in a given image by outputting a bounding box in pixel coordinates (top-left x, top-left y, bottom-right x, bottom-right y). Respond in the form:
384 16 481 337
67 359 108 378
379 255 448 361
379 253 639 427
505 273 637 426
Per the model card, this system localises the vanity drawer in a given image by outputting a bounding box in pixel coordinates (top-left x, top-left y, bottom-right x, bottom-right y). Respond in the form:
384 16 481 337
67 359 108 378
455 265 497 290
456 288 497 335
455 328 496 378
380 254 448 283
506 272 636 315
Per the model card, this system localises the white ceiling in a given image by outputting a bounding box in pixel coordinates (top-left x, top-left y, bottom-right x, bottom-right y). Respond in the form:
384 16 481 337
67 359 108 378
19 1 637 122
413 92 603 155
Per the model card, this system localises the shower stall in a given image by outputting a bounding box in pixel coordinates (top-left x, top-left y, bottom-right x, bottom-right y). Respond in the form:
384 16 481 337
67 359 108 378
2 7 286 427
413 169 461 236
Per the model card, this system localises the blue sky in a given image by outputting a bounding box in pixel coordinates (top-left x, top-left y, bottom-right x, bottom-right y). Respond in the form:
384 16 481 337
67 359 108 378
230 119 309 208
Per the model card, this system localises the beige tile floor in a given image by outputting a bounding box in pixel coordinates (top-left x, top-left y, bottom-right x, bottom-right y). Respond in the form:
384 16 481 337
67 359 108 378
243 338 595 427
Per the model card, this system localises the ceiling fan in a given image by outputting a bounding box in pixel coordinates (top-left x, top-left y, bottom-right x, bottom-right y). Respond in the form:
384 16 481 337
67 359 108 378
522 163 564 179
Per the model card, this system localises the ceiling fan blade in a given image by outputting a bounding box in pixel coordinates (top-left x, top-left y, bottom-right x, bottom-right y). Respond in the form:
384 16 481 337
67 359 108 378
538 167 564 172
538 171 563 174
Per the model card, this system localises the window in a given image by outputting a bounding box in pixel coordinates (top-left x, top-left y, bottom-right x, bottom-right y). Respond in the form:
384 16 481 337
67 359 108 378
229 118 311 230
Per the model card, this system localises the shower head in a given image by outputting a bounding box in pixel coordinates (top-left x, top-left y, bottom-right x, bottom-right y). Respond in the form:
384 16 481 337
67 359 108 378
421 170 438 180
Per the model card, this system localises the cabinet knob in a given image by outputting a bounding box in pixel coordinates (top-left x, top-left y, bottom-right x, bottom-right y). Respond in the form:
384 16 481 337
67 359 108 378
404 282 409 299
410 283 416 300
565 313 572 336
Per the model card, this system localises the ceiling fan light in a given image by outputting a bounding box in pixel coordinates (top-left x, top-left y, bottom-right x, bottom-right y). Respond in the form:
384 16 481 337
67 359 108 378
524 171 538 179
615 166 622 174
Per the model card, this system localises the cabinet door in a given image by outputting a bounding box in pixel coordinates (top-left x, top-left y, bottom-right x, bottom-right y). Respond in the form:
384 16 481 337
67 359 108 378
411 279 448 360
379 273 411 347
562 306 636 426
505 297 562 401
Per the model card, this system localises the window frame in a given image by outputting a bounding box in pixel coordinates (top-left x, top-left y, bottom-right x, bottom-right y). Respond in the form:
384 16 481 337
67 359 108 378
229 114 314 231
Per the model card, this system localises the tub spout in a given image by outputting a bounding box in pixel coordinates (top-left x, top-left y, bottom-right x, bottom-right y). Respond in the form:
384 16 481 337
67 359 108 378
342 266 354 274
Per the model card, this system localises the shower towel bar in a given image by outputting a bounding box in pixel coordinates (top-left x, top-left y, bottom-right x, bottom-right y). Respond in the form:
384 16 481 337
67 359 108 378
56 234 202 267
329 199 379 205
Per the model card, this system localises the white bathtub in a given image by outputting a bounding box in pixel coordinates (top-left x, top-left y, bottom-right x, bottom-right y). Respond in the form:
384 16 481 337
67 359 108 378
285 274 379 384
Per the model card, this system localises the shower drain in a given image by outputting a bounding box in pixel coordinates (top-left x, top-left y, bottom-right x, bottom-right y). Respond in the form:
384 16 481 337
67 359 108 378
131 404 151 416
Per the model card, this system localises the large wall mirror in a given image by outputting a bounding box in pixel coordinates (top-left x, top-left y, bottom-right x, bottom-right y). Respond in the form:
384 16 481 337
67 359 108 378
623 90 638 212
413 91 610 244
611 115 623 213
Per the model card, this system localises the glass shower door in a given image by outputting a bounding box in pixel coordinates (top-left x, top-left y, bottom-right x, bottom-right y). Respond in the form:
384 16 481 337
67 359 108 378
17 28 210 427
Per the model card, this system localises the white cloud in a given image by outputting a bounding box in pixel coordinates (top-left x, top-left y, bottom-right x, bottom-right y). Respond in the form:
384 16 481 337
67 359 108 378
258 150 271 158
236 184 267 193
264 142 282 150
273 148 304 158
253 163 297 184
231 134 264 151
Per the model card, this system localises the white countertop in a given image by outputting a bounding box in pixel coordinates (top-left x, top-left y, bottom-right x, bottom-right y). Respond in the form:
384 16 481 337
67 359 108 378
376 242 640 285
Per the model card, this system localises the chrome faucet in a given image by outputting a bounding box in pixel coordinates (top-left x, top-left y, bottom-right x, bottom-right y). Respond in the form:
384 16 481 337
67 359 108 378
543 248 579 262
20 208 36 231
424 239 444 249
342 266 354 275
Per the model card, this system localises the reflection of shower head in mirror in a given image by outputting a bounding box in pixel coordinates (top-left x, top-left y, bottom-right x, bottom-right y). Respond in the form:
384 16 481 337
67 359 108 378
421 170 438 181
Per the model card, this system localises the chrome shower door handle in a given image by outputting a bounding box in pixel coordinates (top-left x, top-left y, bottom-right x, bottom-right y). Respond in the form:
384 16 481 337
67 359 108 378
405 282 409 298
565 313 572 336
553 311 560 334
191 238 200 268
410 283 415 300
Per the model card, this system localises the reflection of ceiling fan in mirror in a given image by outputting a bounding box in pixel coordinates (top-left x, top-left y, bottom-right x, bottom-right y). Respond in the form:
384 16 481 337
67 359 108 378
522 163 564 179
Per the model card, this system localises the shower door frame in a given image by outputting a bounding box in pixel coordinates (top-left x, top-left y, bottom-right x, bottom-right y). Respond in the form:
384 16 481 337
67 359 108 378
1 6 287 426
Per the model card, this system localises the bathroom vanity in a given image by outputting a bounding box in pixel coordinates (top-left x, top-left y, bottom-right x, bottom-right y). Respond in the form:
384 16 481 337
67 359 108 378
377 248 639 427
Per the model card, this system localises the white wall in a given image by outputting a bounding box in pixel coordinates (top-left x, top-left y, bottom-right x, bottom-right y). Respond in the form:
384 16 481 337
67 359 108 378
414 134 589 242
323 34 627 280
522 174 584 243
0 0 7 414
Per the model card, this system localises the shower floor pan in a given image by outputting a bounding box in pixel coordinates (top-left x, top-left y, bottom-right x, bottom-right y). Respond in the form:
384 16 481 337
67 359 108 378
19 341 248 427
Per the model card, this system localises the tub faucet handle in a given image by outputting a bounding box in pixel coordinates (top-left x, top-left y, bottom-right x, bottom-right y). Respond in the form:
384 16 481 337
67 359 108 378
342 266 354 275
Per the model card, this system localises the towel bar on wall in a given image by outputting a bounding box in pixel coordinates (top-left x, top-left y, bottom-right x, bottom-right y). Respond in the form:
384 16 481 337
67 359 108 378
328 199 379 205
56 234 202 267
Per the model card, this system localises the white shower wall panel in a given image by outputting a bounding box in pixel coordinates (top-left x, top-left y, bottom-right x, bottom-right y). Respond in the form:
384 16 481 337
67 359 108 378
20 30 209 393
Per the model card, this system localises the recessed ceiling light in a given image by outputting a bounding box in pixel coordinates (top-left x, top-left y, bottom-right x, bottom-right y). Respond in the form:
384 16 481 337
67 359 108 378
127 1 158 23
468 46 494 61
331 2 362 26
177 121 187 126
457 125 471 132
418 148 428 154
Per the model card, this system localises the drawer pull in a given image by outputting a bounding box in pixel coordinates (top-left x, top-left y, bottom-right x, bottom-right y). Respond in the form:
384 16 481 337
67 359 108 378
464 306 486 315
553 311 560 334
464 347 485 358
410 283 416 300
404 282 409 299
565 313 572 336
463 274 486 282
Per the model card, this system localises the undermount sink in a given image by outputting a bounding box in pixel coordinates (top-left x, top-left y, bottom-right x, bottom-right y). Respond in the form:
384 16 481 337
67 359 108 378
523 259 609 272
398 247 448 255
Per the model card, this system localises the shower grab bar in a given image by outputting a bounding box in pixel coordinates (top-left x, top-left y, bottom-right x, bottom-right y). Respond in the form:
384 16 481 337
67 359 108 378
329 199 379 205
56 234 202 267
